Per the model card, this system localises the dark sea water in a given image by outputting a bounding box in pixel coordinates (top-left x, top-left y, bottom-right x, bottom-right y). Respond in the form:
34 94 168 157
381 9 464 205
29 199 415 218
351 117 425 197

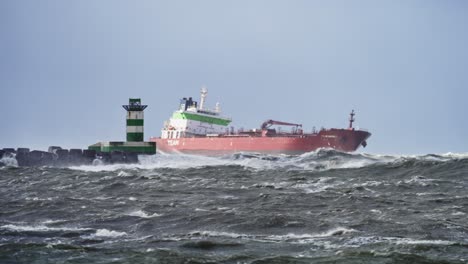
1 149 468 263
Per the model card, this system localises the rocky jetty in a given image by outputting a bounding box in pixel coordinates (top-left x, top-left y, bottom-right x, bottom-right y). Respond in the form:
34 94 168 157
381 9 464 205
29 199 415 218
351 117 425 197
0 147 143 167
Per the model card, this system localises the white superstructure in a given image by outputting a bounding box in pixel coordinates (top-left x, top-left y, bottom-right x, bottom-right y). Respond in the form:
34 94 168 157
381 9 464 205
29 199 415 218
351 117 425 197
161 88 232 139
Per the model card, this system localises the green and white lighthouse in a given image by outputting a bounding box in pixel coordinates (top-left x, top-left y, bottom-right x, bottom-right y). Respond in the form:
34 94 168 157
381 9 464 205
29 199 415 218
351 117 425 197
123 98 146 142
88 98 156 155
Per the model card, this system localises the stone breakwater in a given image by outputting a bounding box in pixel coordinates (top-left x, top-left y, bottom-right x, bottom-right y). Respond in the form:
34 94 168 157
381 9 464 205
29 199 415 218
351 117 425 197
0 146 143 167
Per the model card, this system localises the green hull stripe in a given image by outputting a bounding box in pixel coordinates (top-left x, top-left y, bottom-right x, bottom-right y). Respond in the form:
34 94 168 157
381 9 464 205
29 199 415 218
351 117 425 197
127 133 144 142
127 119 144 126
172 112 231 126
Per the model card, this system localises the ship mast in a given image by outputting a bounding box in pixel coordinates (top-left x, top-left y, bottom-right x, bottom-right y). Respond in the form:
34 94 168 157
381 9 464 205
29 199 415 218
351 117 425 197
348 110 355 129
199 86 208 110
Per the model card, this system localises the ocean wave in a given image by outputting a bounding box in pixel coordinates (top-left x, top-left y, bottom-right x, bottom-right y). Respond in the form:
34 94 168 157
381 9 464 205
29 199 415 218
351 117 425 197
126 210 162 218
69 152 233 172
3 148 467 263
181 227 356 242
178 230 460 250
76 230 128 240
0 154 18 167
292 177 342 193
0 223 128 240
1 224 91 233
66 149 468 172
397 175 439 187
344 236 458 247
265 227 357 241
94 229 127 237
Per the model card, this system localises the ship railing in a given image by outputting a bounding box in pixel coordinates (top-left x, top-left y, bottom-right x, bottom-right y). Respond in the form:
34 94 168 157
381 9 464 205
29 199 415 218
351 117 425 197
272 132 305 137
355 127 369 132
320 127 369 132
220 134 251 137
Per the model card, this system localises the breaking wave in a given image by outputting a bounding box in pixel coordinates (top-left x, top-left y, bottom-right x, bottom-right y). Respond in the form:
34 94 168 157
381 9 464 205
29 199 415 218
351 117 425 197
0 153 18 167
68 149 468 172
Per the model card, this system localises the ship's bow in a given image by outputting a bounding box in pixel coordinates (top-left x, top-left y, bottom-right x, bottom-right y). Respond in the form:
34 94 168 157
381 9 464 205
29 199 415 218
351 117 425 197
343 130 371 151
321 129 371 152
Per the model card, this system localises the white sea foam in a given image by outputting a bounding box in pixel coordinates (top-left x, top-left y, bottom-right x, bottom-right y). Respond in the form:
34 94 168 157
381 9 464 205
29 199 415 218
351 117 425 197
2 223 128 239
70 153 236 172
117 170 131 177
186 227 356 242
42 219 68 224
25 196 55 201
70 163 138 172
0 155 18 167
400 175 438 187
127 210 161 218
264 227 357 243
452 211 466 216
188 230 250 239
68 150 468 172
1 224 91 232
393 238 455 245
95 229 127 237
345 236 457 247
441 152 468 159
293 177 341 193
185 229 458 249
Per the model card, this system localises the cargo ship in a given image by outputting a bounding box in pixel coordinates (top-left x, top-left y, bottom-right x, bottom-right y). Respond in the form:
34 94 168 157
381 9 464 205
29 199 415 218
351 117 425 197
150 88 371 155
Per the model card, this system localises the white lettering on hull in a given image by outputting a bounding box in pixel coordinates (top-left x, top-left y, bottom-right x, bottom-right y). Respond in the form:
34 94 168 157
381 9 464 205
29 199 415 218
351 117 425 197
168 140 179 146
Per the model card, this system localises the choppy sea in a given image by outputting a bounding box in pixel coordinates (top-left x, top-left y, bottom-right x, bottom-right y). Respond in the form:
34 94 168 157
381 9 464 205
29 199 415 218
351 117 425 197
1 149 468 263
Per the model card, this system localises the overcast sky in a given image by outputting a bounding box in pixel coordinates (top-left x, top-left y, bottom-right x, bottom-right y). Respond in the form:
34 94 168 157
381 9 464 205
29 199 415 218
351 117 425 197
1 0 467 154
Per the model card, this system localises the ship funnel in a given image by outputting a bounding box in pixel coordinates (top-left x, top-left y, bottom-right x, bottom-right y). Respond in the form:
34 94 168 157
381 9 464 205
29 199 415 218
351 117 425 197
215 102 221 113
199 86 208 110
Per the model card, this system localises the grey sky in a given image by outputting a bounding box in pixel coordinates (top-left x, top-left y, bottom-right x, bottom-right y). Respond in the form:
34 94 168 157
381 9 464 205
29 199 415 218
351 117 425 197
1 0 467 154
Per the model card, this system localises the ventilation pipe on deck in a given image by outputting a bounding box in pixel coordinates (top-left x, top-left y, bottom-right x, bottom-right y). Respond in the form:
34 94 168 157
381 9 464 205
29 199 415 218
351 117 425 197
199 86 208 110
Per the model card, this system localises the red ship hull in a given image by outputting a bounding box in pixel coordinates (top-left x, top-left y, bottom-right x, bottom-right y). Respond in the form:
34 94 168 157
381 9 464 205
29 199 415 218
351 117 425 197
150 129 371 155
